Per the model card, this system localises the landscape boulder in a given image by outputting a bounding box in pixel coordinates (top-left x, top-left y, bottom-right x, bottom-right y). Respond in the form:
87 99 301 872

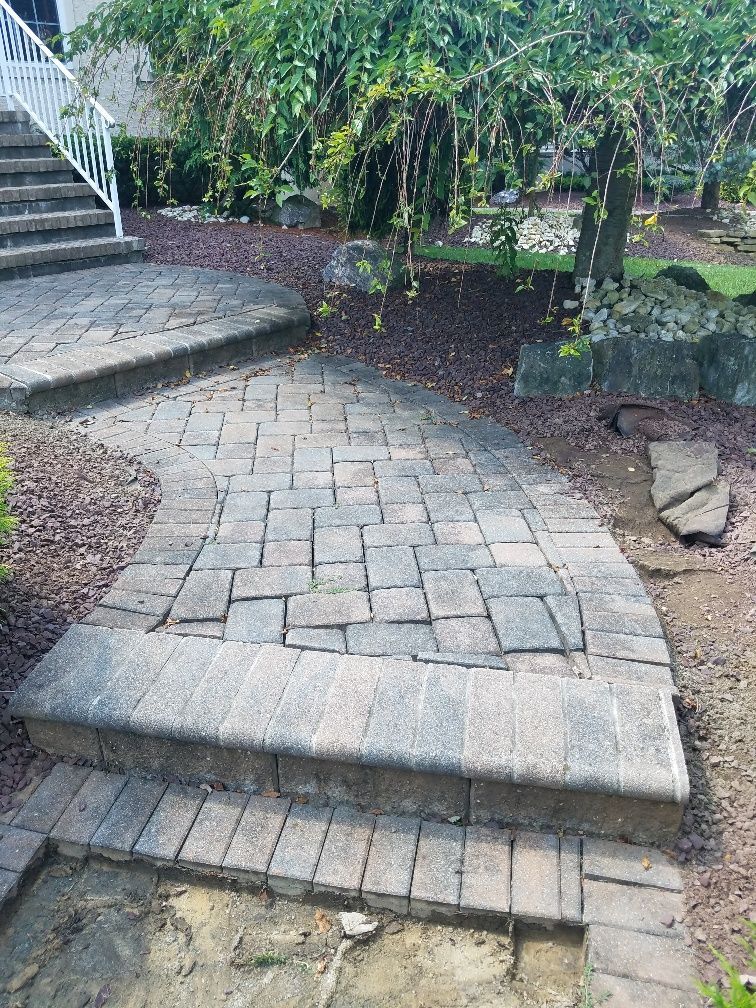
322 239 403 292
265 195 322 228
697 332 756 406
592 335 700 401
648 440 730 543
656 265 710 293
513 342 592 398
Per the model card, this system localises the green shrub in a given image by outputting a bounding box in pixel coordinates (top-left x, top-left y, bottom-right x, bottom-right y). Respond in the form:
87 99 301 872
0 445 17 581
697 921 756 1008
113 134 210 208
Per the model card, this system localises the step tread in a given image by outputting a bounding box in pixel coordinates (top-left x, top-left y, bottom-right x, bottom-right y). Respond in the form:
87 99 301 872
0 209 114 234
0 235 145 267
0 133 46 147
11 626 689 809
0 183 94 203
3 762 689 940
0 156 72 172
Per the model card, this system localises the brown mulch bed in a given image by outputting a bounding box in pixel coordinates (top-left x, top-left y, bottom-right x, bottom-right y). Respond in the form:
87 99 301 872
0 413 160 813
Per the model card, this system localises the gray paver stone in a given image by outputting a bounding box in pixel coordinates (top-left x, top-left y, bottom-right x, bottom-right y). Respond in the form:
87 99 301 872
476 567 564 599
510 831 560 921
370 587 429 623
513 673 565 788
462 667 514 781
423 570 485 618
559 836 582 923
562 678 620 793
582 838 682 892
133 783 206 864
0 867 20 903
488 597 563 652
313 805 376 897
223 794 292 880
312 654 382 762
171 569 233 622
264 650 336 756
12 764 92 834
460 826 511 914
583 879 685 937
225 599 285 643
590 974 701 1008
410 820 465 917
314 526 364 563
366 547 421 589
587 924 697 991
415 545 493 571
0 824 46 873
233 566 311 600
346 622 437 657
433 617 500 654
50 770 127 855
90 777 169 860
287 590 371 627
178 790 249 869
267 804 333 895
361 814 421 915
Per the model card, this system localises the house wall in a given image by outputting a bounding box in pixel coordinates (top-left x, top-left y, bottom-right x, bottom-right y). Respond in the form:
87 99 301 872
59 0 154 134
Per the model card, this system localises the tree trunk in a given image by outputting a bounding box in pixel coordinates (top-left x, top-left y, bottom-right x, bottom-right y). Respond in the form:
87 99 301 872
573 130 636 282
700 179 720 211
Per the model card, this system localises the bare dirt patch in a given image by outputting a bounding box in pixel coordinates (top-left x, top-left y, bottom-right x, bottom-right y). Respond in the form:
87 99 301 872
0 857 582 1008
532 436 756 983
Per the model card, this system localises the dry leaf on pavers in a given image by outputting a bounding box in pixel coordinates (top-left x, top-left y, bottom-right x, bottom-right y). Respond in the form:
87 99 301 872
293 796 309 805
315 910 332 934
641 856 652 870
315 956 330 975
367 808 383 816
261 789 281 798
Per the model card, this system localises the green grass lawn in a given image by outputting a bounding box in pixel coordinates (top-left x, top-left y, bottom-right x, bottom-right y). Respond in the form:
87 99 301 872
415 242 756 298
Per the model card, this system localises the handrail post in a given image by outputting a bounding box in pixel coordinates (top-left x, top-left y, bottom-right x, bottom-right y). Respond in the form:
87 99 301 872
102 123 123 237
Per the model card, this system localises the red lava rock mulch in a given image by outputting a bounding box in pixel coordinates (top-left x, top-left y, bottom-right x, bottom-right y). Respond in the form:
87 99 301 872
0 412 160 815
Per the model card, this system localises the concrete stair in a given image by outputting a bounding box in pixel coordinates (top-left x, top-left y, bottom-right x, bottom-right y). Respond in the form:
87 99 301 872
0 108 144 279
11 625 689 846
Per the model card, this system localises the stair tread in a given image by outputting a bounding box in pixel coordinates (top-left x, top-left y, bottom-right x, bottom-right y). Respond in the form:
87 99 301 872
0 183 94 202
11 625 688 811
0 133 47 146
0 209 114 233
0 236 145 266
0 156 72 171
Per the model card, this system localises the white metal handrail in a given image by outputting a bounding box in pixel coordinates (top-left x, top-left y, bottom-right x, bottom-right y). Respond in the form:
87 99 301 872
0 0 122 235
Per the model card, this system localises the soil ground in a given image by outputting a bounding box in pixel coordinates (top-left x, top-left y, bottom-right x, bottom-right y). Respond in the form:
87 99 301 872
0 857 582 1008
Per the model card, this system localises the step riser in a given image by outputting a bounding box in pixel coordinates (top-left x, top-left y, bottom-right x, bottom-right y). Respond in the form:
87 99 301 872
0 248 144 283
0 169 73 186
0 143 51 159
0 319 308 409
0 222 115 249
24 718 682 846
0 117 32 135
0 196 97 217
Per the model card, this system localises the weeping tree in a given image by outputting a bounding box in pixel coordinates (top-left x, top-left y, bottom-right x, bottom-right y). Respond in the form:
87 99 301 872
68 0 755 282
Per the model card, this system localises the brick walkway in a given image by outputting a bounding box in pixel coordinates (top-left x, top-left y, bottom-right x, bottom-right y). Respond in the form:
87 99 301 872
73 351 673 683
0 264 298 367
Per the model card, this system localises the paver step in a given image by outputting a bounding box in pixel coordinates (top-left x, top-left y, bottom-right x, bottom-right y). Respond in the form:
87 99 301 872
0 132 51 159
0 156 74 187
0 235 145 281
11 626 689 844
0 109 32 134
0 208 115 248
0 762 699 1007
0 182 94 204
